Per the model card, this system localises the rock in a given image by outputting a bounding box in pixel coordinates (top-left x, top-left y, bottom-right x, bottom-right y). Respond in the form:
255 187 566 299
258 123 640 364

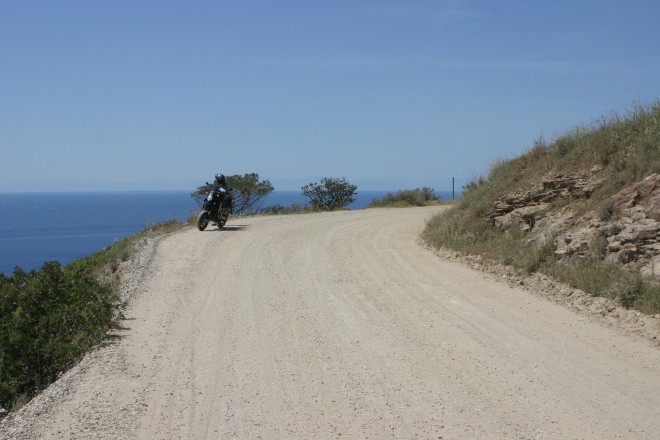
517 204 551 219
610 220 659 250
493 204 550 230
607 240 622 252
611 173 660 221
617 243 639 264
493 213 513 229
488 172 603 225
643 243 660 254
555 225 603 258
493 200 515 215
488 172 658 280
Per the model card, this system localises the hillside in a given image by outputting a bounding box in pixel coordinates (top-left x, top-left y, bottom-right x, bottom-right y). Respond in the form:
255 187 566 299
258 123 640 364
423 102 660 314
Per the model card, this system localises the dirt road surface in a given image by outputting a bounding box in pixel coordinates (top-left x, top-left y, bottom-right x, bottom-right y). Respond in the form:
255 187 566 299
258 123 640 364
3 207 660 439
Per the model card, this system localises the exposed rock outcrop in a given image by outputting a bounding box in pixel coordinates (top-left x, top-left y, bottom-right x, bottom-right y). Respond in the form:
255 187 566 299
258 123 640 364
489 172 660 280
605 174 660 277
611 173 660 221
488 171 604 231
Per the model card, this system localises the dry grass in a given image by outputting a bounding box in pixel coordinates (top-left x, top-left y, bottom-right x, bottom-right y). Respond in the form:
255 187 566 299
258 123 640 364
423 101 660 313
368 188 441 208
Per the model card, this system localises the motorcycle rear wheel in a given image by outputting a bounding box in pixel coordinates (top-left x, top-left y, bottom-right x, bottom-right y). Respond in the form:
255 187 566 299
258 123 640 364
196 211 210 231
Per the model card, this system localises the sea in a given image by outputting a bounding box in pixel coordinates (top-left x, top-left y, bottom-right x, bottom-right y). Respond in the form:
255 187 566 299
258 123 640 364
0 190 455 275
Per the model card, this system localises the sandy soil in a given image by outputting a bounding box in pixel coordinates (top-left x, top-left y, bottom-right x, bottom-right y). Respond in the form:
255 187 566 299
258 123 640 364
3 206 660 439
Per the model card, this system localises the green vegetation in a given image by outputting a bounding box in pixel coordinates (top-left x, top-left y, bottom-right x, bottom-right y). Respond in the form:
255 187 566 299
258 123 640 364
191 173 274 214
302 177 358 211
368 187 440 208
0 262 116 411
423 102 660 313
0 220 186 413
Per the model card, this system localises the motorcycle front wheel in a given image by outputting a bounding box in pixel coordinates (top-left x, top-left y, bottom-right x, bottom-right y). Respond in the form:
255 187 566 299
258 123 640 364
196 211 210 231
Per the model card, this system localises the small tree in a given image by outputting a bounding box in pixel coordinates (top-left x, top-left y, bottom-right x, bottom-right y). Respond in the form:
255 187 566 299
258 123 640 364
192 173 274 213
301 177 357 210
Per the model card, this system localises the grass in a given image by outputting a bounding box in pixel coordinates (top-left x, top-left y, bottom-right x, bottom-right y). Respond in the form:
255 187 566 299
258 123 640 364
546 259 660 312
368 187 442 208
258 203 316 215
66 219 186 281
422 101 660 313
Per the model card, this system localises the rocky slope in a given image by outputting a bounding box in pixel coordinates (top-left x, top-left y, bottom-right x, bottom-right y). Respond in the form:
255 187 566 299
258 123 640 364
488 171 659 280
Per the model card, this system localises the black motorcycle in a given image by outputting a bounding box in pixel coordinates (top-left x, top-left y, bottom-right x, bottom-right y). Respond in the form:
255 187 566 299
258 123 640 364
196 186 233 231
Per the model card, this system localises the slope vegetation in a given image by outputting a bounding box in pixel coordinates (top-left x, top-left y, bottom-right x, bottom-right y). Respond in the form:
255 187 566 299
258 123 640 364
424 102 660 313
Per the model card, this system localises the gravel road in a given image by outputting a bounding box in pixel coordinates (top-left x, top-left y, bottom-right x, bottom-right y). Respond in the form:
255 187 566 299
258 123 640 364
3 206 660 439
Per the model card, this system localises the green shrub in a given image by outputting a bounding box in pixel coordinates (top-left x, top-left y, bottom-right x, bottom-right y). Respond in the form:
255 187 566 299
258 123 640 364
0 263 118 411
301 177 357 211
0 219 186 412
614 276 645 309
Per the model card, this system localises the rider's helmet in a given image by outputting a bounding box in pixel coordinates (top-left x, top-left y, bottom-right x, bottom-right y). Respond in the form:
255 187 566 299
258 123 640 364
214 173 226 186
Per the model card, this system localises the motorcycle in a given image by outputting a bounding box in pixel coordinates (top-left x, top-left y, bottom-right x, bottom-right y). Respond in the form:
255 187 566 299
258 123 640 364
196 185 234 231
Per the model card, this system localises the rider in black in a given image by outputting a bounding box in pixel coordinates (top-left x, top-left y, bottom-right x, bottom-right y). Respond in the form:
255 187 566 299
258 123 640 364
214 173 233 213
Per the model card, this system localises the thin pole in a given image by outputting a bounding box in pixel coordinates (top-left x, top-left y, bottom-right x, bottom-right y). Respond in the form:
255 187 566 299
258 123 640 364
452 177 455 200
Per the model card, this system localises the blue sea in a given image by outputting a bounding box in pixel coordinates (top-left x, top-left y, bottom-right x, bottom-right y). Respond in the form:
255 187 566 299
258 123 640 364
0 190 455 275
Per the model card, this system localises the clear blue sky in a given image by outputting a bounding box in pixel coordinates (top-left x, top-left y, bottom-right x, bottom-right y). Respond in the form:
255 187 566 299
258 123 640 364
2 1 659 192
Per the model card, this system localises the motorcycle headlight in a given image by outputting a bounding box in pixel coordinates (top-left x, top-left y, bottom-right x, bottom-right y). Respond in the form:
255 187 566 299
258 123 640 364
206 194 213 201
